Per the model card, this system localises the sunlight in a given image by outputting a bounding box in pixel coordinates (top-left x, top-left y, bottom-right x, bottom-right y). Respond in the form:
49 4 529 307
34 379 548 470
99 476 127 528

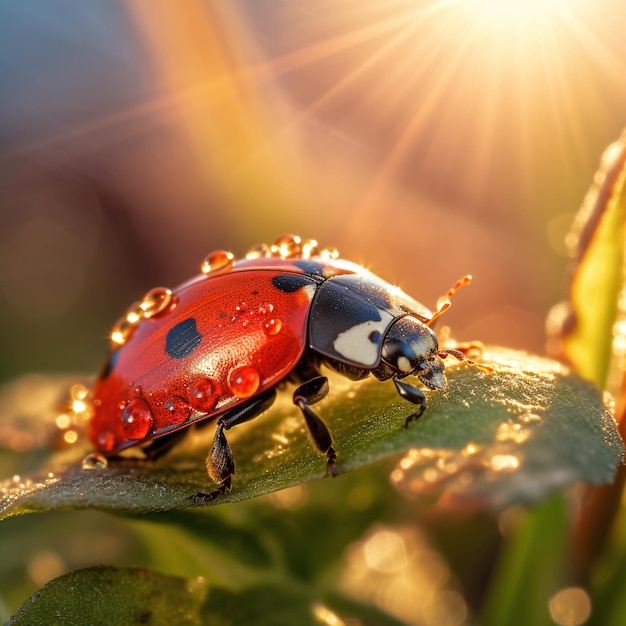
445 0 591 29
460 0 585 12
251 0 605 222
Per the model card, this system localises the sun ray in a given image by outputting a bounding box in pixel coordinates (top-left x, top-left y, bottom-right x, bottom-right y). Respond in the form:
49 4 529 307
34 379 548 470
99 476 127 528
273 0 615 222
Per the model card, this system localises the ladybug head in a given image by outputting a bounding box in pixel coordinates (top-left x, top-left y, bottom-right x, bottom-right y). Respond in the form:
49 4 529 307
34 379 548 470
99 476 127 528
380 316 447 390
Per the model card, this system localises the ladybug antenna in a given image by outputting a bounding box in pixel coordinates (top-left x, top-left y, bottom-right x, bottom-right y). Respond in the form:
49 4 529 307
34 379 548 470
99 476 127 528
426 274 473 327
436 347 494 374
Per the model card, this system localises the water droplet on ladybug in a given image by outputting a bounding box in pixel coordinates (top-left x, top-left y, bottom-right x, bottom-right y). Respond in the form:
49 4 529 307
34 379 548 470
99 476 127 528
125 302 143 325
228 366 260 398
164 395 192 424
82 452 109 470
301 238 319 258
111 317 134 346
264 318 282 335
245 243 271 259
121 398 153 439
320 247 340 261
272 234 302 258
140 287 174 318
189 378 220 412
201 250 234 274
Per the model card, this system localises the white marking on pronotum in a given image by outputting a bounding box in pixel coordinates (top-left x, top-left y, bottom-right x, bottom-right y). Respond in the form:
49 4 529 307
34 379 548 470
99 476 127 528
333 318 390 366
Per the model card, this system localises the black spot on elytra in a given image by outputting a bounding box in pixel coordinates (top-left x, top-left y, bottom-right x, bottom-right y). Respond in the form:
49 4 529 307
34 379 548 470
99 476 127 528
294 260 325 276
166 318 202 359
271 274 313 293
100 348 121 379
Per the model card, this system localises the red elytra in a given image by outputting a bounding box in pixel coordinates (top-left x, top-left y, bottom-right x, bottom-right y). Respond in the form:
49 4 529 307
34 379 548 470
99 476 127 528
90 258 350 453
88 235 488 503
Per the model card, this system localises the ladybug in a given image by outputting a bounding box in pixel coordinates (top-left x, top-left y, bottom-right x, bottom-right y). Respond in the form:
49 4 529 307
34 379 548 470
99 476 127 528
88 234 487 502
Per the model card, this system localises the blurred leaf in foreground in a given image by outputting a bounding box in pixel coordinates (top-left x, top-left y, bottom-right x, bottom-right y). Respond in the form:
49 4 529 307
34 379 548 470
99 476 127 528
1 347 621 518
546 127 626 581
548 127 626 392
7 566 207 626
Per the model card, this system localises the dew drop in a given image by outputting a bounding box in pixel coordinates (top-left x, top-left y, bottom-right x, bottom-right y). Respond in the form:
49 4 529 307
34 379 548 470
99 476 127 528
140 287 174 318
82 452 109 470
300 238 319 259
201 250 234 274
189 378 220 412
264 318 282 335
164 395 192 424
110 317 134 345
228 366 260 398
121 398 153 439
320 247 340 261
271 234 302 258
245 243 271 259
125 302 143 325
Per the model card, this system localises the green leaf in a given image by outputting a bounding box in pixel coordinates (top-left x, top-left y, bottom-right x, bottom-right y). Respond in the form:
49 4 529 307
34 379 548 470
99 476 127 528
0 348 622 518
8 566 207 626
545 129 626 583
481 494 570 626
548 130 626 390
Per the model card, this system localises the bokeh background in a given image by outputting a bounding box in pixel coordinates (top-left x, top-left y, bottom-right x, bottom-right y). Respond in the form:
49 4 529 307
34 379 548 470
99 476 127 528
1 0 626 384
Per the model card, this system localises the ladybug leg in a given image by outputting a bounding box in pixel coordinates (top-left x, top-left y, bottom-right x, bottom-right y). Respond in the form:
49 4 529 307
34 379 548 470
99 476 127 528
393 377 427 428
192 388 277 505
293 376 338 477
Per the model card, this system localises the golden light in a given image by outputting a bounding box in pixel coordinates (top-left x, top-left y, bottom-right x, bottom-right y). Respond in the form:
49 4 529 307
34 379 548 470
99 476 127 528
457 0 586 14
340 525 464 626
63 430 78 445
230 0 605 248
548 587 592 626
